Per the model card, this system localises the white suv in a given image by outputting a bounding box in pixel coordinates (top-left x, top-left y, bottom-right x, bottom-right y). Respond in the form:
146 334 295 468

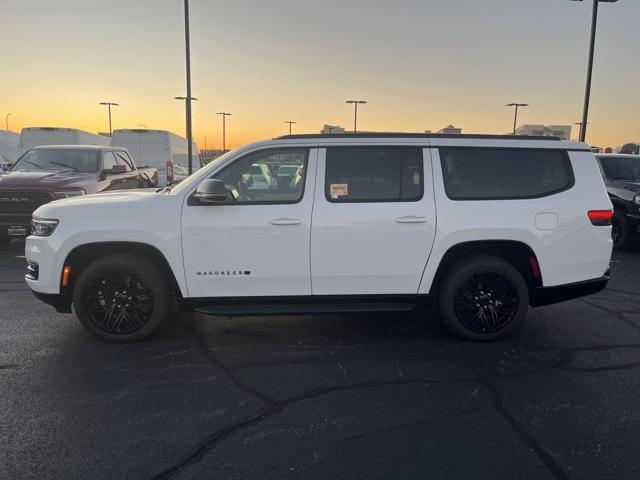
25 133 613 342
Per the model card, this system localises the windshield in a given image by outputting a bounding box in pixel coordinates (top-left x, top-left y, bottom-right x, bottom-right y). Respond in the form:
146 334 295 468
600 156 640 181
12 149 99 173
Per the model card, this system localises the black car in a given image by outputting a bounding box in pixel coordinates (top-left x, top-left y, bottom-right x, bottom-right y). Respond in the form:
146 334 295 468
595 154 640 249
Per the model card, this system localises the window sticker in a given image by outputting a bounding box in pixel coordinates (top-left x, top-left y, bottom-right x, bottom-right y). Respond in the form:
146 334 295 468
330 183 348 198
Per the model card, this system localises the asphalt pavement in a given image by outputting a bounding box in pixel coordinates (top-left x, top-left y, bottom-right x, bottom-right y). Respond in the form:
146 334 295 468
1 239 640 479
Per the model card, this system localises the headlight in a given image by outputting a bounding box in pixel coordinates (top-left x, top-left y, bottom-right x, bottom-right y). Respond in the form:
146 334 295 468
31 218 59 236
633 194 640 205
54 190 85 199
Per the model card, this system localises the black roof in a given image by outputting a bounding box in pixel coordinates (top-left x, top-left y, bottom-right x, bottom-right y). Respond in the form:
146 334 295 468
275 133 561 141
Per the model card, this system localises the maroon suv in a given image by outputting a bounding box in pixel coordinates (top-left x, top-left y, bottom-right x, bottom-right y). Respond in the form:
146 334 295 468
0 145 157 240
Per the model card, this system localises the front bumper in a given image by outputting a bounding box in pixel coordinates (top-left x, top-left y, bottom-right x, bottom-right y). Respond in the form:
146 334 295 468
530 273 609 307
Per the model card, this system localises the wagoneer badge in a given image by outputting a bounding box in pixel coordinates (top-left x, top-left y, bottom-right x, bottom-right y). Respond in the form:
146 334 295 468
197 270 251 276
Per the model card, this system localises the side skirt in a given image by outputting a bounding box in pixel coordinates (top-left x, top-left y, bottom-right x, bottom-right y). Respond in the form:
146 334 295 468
180 294 434 317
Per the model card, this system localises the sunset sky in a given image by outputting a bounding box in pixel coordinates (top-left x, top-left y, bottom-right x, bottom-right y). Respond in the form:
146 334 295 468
2 0 639 150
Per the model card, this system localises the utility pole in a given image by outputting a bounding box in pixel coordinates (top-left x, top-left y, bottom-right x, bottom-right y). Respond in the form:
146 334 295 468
217 112 232 151
345 100 367 133
99 102 119 135
181 0 195 175
569 0 619 142
285 120 296 135
506 103 528 135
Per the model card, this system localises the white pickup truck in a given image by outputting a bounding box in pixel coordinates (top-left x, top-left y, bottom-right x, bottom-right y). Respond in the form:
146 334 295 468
25 133 613 342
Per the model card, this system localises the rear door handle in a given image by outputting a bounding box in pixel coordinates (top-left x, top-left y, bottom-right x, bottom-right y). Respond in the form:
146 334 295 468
270 218 302 226
395 216 427 224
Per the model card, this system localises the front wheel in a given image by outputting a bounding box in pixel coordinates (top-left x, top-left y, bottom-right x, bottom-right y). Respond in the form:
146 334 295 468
72 254 171 342
438 256 529 341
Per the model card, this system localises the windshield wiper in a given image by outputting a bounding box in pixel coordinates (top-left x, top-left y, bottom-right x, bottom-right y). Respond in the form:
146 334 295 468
49 161 80 172
18 160 43 169
157 185 174 194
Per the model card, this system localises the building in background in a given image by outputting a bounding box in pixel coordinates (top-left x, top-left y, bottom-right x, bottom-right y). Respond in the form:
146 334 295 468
437 125 462 135
321 124 345 134
515 124 572 140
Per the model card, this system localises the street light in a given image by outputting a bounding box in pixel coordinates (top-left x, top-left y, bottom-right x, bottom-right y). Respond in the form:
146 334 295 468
5 113 10 131
217 112 232 151
285 120 296 135
506 103 528 135
345 100 367 133
99 102 119 135
570 0 619 142
180 0 195 175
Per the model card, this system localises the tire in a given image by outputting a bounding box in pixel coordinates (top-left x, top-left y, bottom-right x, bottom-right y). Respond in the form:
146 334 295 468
438 256 529 341
611 209 634 250
72 254 171 342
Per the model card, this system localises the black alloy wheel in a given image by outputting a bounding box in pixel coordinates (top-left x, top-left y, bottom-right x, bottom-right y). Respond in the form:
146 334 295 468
82 269 154 335
452 271 519 334
438 256 529 341
73 254 171 342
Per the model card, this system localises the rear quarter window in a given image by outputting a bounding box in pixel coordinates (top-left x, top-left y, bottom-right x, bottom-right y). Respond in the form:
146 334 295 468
439 148 574 200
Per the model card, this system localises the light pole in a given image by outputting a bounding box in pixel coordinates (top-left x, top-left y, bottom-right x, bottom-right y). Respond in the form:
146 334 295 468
570 0 619 142
506 103 528 135
285 120 296 135
217 112 232 151
99 102 119 135
180 0 195 175
345 100 367 133
5 113 10 131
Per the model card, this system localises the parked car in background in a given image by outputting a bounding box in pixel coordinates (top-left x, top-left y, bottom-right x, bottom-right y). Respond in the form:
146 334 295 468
111 129 200 186
0 145 157 241
18 127 110 157
595 154 640 249
26 133 612 343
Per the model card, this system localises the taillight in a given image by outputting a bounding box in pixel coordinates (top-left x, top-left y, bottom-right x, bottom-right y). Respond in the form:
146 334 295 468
166 160 174 184
588 210 613 226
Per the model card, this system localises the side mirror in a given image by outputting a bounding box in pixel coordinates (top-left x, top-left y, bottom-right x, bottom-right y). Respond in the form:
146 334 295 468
192 179 228 204
100 164 127 180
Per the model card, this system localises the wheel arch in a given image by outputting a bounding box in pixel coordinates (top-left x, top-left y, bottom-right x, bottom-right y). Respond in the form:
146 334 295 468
428 240 542 298
61 241 183 298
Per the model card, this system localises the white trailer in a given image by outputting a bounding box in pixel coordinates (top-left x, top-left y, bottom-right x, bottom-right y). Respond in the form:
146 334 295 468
18 127 110 156
0 130 19 170
111 129 200 186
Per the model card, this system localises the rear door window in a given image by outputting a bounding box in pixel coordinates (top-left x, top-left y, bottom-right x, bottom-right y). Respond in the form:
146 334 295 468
439 148 573 200
325 147 423 202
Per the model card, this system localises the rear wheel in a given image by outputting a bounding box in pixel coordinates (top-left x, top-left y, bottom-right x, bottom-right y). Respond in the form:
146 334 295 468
72 254 171 342
438 256 529 341
611 209 634 250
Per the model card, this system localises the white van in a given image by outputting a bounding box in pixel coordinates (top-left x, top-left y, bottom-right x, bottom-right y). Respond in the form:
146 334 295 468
26 133 613 342
111 129 200 186
18 128 110 157
0 130 19 170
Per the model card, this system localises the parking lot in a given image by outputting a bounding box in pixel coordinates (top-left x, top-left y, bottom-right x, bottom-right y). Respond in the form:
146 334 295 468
1 240 639 479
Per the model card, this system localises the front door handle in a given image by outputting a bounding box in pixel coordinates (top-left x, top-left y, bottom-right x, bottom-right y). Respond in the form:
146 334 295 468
270 218 302 226
395 216 427 224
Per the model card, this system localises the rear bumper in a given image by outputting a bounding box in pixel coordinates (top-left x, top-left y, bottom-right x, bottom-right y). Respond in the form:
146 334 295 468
31 291 72 313
530 273 609 307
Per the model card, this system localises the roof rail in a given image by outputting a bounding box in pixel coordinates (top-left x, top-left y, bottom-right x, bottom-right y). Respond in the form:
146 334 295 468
275 133 561 141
